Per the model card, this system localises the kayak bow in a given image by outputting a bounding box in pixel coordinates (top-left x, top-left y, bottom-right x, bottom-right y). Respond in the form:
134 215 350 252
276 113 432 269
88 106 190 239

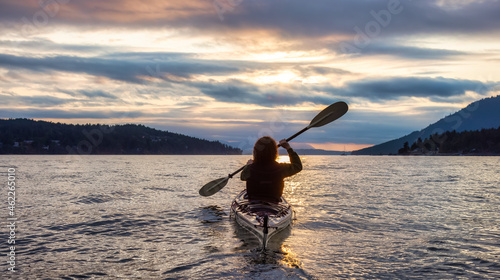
230 190 293 250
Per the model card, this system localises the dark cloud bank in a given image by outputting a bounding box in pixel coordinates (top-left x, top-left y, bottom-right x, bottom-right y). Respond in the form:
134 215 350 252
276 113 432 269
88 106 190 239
0 52 494 107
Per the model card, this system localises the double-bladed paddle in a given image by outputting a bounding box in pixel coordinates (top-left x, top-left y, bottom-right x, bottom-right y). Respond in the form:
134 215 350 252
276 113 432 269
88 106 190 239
198 101 348 197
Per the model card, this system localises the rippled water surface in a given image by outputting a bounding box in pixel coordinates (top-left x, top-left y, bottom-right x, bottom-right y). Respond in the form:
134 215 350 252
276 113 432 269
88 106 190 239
1 155 499 279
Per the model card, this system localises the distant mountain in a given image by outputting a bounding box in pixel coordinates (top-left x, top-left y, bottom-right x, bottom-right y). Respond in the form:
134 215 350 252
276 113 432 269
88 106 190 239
0 119 242 155
352 95 500 155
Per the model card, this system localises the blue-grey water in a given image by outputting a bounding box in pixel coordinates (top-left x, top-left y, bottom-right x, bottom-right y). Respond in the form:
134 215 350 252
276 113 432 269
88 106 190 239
1 155 499 279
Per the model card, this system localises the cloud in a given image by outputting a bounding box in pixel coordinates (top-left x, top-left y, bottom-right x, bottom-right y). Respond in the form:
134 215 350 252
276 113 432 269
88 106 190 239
0 53 239 84
193 79 337 107
192 76 494 106
0 94 77 107
0 0 212 26
78 90 117 99
0 107 145 119
294 66 353 76
58 89 118 99
218 0 500 38
1 48 493 108
0 38 110 53
3 0 500 39
332 42 467 59
321 77 491 101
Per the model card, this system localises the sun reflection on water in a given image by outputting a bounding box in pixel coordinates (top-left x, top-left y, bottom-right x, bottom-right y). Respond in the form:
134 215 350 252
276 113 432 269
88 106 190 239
286 181 301 195
277 155 291 163
280 244 302 269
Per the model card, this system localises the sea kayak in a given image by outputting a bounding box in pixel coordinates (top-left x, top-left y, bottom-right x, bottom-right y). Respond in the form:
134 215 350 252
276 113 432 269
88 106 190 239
230 190 293 250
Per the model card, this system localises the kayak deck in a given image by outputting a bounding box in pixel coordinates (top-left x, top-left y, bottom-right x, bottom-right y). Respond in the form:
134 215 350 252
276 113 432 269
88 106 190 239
230 190 293 249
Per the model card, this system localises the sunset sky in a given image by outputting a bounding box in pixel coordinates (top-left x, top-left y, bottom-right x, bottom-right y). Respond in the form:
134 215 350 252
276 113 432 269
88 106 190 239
1 0 499 151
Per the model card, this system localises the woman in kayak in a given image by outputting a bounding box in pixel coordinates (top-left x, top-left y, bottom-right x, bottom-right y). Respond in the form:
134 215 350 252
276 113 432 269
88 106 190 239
241 136 302 203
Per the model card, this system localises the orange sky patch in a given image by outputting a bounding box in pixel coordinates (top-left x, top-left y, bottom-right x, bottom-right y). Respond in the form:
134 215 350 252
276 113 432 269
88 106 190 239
309 142 373 152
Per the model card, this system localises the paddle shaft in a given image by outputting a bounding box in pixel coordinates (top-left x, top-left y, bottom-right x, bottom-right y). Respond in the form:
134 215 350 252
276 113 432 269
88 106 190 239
281 126 310 146
229 165 246 178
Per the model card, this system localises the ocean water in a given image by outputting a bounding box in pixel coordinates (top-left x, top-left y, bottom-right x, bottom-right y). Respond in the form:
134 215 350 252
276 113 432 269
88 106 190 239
1 155 499 279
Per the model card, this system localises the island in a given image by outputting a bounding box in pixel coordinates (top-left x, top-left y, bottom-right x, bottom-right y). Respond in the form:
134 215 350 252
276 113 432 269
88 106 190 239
397 127 500 156
0 119 242 155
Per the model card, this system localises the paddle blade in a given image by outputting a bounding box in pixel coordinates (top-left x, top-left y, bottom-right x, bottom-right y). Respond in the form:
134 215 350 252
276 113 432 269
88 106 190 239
309 101 348 128
199 177 229 197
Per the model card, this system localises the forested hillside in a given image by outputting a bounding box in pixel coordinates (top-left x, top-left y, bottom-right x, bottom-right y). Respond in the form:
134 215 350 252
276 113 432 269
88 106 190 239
353 95 500 155
0 119 242 155
398 127 500 155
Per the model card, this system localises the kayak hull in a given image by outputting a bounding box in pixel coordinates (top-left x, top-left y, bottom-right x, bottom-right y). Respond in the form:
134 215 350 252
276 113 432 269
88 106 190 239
230 190 293 249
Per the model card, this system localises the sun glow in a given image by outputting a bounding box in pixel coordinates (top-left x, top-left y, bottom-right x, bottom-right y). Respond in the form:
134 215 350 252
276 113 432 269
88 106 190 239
249 51 325 63
254 71 298 84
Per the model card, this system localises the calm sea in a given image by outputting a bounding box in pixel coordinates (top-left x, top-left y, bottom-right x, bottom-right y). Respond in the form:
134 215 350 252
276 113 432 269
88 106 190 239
1 155 499 279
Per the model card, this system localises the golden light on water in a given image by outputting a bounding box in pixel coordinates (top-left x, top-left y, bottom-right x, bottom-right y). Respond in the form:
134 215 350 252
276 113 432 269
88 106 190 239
277 155 291 163
286 181 301 196
280 244 302 269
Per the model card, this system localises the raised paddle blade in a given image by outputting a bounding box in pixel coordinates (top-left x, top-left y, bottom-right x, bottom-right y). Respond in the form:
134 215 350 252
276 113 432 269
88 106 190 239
309 101 348 128
199 177 229 197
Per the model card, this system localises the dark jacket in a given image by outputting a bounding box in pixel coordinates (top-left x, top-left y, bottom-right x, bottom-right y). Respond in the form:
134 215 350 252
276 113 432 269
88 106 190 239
241 149 302 202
